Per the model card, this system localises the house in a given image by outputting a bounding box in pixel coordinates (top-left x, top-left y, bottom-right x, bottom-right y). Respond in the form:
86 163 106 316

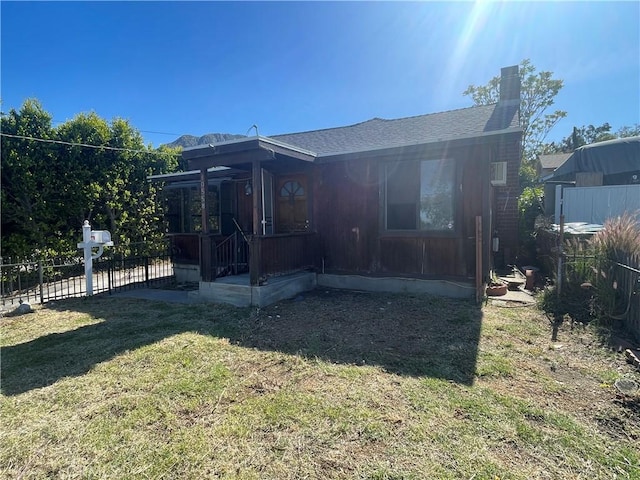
542 136 640 222
536 152 571 179
150 66 522 306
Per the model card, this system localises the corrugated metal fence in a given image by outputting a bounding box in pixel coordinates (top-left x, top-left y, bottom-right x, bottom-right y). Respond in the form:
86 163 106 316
1 243 174 309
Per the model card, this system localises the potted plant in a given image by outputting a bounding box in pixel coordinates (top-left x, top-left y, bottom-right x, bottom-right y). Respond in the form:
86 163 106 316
486 273 508 296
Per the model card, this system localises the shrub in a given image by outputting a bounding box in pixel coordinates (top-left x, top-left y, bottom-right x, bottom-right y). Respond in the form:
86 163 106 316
518 185 544 263
591 212 640 261
538 213 640 325
588 213 640 321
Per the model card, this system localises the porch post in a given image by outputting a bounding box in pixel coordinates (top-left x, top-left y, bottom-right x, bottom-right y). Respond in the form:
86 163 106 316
250 159 263 285
200 168 209 235
481 153 492 284
252 159 263 236
200 168 214 281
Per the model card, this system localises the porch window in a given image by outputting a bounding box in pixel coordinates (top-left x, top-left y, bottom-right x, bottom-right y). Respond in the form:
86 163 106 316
164 185 220 234
280 180 305 203
384 159 455 231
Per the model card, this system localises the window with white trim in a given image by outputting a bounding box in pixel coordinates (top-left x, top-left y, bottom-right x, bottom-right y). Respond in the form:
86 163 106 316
491 162 507 186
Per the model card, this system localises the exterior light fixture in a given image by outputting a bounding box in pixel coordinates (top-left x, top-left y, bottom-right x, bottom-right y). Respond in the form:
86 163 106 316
244 180 252 196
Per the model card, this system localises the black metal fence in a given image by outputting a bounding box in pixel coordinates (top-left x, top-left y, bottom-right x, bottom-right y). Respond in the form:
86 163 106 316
1 242 174 309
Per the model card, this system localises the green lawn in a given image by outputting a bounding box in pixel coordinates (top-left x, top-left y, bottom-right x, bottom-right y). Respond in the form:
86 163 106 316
1 290 638 479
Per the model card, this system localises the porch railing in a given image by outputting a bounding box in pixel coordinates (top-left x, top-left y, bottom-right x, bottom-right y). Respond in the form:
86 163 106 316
214 231 249 278
199 231 318 285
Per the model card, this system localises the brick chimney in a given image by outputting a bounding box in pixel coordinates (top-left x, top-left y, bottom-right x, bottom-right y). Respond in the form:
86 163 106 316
499 65 520 104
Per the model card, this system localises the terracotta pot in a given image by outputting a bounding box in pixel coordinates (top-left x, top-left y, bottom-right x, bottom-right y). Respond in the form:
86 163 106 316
486 283 508 296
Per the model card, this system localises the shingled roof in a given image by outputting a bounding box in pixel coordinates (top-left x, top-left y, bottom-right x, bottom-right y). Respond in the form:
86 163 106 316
538 152 572 171
271 103 520 157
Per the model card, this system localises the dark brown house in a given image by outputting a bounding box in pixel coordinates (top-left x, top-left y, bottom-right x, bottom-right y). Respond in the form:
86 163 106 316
152 66 522 306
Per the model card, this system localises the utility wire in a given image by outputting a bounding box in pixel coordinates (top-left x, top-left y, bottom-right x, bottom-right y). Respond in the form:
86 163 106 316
0 132 181 157
49 118 183 137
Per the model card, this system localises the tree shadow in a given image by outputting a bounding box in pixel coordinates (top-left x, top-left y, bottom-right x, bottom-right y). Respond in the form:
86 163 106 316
1 289 483 396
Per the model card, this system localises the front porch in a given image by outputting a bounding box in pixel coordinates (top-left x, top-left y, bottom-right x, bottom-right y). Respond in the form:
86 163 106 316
150 135 321 305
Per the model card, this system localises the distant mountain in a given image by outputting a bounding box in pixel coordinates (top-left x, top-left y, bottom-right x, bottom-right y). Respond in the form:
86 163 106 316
164 133 246 149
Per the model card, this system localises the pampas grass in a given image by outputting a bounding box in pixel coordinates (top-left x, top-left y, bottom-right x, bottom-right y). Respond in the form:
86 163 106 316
591 212 640 261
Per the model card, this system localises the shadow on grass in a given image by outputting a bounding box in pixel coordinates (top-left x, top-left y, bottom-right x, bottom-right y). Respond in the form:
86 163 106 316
1 289 483 395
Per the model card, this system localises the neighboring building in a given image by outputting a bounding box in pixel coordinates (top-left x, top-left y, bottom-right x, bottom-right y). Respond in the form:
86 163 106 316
544 136 640 186
151 66 522 306
542 136 640 223
536 152 571 179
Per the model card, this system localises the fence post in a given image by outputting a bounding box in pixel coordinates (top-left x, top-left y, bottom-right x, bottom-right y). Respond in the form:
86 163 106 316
557 214 564 297
38 260 44 304
475 216 483 303
108 260 112 294
233 231 239 275
8 257 14 295
17 263 22 296
145 257 150 287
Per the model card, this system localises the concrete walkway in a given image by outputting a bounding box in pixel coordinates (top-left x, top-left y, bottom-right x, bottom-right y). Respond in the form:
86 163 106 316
488 287 536 305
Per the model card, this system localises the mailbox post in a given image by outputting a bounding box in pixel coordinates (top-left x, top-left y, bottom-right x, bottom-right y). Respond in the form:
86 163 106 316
77 220 113 295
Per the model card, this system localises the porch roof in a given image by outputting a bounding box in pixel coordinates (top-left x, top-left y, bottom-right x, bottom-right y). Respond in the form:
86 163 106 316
182 136 317 172
148 166 230 182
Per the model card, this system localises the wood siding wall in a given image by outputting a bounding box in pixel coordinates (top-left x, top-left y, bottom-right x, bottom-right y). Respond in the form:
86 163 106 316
314 143 494 279
491 136 522 265
253 232 318 277
314 160 380 272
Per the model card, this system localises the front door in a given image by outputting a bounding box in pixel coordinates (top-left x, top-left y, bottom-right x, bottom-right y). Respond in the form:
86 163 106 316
276 174 308 233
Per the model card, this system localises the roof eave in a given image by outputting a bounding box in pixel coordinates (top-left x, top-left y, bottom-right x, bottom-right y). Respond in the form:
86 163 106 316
148 166 231 182
183 135 316 160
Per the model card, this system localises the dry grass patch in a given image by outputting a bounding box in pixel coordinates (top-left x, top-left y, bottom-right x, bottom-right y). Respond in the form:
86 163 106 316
1 290 638 479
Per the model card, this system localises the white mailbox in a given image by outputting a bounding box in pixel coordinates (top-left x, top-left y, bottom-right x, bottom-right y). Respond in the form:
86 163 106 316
78 221 114 296
90 230 113 246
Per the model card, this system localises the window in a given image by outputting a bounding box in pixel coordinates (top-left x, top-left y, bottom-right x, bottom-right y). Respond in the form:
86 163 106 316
491 162 507 186
279 180 305 204
164 184 220 234
277 177 308 233
384 159 455 231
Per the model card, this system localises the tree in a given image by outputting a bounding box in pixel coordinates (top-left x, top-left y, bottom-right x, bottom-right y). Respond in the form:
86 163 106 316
1 100 178 259
0 99 62 257
615 123 640 138
463 59 567 175
543 122 640 154
544 123 615 153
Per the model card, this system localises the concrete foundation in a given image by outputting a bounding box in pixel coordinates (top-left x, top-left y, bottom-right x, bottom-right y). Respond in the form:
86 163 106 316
317 274 475 299
197 272 317 307
174 263 200 283
192 271 475 308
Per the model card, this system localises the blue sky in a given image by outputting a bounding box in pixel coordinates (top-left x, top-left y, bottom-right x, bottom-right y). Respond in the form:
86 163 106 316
2 1 639 147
